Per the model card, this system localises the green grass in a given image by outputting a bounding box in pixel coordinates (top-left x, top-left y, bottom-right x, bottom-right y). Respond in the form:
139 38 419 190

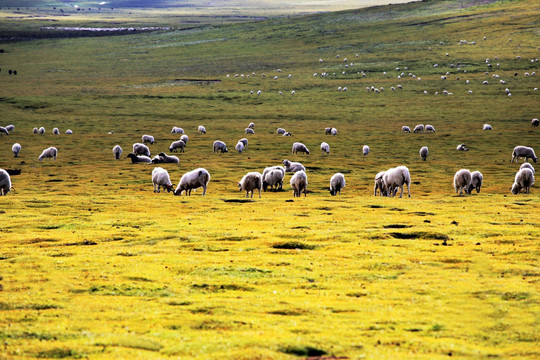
0 0 539 359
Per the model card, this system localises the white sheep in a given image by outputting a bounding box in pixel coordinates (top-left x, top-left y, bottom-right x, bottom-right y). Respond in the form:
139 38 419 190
402 126 411 133
238 138 248 149
282 159 305 172
456 143 468 151
511 168 535 194
290 170 308 197
374 171 387 196
238 171 263 198
142 134 155 144
33 127 38 134
320 142 330 154
245 128 255 134
12 143 21 157
277 128 286 135
127 153 152 163
213 140 228 153
419 146 428 161
5 125 14 132
383 166 411 198
425 124 436 132
133 143 151 157
0 169 12 196
468 171 483 193
263 167 285 191
331 128 338 136
169 140 185 153
65 129 73 134
329 173 345 196
413 124 424 133
39 127 45 134
174 168 210 196
112 145 122 159
532 118 539 127
520 163 535 174
152 167 173 193
38 147 57 161
483 124 493 130
180 134 189 145
283 132 292 136
363 145 370 156
292 142 310 155
198 125 207 134
248 122 255 129
53 127 60 135
171 127 184 134
151 152 179 164
235 141 244 153
453 169 472 195
511 146 537 163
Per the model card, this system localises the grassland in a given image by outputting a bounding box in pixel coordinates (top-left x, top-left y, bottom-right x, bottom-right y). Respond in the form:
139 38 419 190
0 0 539 359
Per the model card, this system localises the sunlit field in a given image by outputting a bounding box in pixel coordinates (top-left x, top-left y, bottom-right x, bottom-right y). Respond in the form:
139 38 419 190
0 0 538 359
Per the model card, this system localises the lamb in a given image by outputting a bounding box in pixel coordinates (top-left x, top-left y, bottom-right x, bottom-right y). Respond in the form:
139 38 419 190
277 128 286 135
383 166 411 198
520 163 535 174
263 167 285 191
133 143 151 157
180 134 189 145
282 159 305 173
152 167 173 193
245 128 255 134
511 168 535 194
413 124 424 133
325 127 332 135
127 153 152 163
290 170 308 197
235 141 244 153
363 145 370 156
238 171 263 198
0 169 12 196
33 127 38 134
171 127 184 134
467 171 483 193
532 118 539 127
112 145 123 159
419 146 428 161
142 134 155 144
329 173 346 196
169 140 185 153
483 124 493 130
320 142 330 154
38 127 45 134
198 125 207 134
425 124 436 132
65 129 73 134
53 127 60 135
174 168 210 196
456 143 468 151
248 122 255 129
151 152 179 164
238 138 248 149
374 171 387 196
213 140 229 153
292 142 310 155
511 146 537 163
331 128 337 136
12 143 21 157
38 147 57 161
453 169 472 195
5 125 14 132
402 126 411 133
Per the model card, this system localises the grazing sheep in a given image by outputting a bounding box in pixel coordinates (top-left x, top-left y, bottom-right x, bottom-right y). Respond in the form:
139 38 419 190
320 142 330 154
413 124 424 133
283 132 292 136
133 143 151 157
113 145 122 159
174 168 210 196
383 166 411 198
5 125 14 132
363 145 370 156
282 159 305 173
198 125 207 134
12 143 21 157
329 173 346 196
468 171 483 193
483 124 493 130
290 170 308 197
456 143 468 151
127 153 152 163
292 142 310 155
180 134 189 145
235 141 245 153
238 171 263 198
331 128 337 136
263 167 285 191
511 168 535 194
425 124 436 133
33 127 38 134
0 169 12 196
374 171 387 196
142 134 155 144
171 127 184 134
453 169 472 195
532 118 539 127
245 128 255 134
152 167 173 193
277 128 286 135
419 146 428 161
402 126 411 133
520 163 535 174
65 129 73 134
248 122 255 129
151 152 179 164
213 140 228 153
511 146 537 163
38 147 57 161
53 127 60 135
39 127 45 134
169 140 185 153
0 126 10 135
325 127 332 135
238 138 248 149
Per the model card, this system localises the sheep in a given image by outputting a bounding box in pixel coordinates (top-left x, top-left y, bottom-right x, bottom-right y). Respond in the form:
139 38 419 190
292 142 310 155
245 128 255 134
0 169 12 196
520 163 535 174
483 124 493 130
174 168 210 196
198 125 207 134
329 173 346 196
151 152 179 164
238 138 248 149
453 169 472 195
283 132 292 136
374 171 387 196
213 140 228 153
383 166 411 198
248 122 255 129
413 124 424 133
320 142 330 154
0 126 10 135
38 147 57 161
425 124 436 132
419 146 428 161
235 141 244 153
263 167 285 191
133 143 151 157
113 145 122 159
33 127 38 134
511 168 535 194
169 140 185 153
290 170 308 197
238 171 263 198
402 126 411 133
180 134 189 145
331 128 338 136
65 129 73 134
5 125 14 132
277 128 286 135
282 159 305 172
152 167 173 193
53 127 60 135
12 143 21 157
142 134 155 144
532 118 539 127
325 127 332 135
468 171 483 193
511 146 537 163
363 145 370 156
171 127 184 134
457 143 468 151
38 127 45 134
127 153 152 163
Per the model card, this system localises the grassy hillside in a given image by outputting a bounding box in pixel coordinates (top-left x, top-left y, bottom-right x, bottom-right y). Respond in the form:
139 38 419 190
0 0 539 359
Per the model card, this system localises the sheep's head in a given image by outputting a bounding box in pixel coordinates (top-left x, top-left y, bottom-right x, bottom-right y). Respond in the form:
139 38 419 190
306 150 310 155
510 183 519 194
329 188 336 196
238 182 242 191
533 157 538 163
165 185 173 193
262 181 268 192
